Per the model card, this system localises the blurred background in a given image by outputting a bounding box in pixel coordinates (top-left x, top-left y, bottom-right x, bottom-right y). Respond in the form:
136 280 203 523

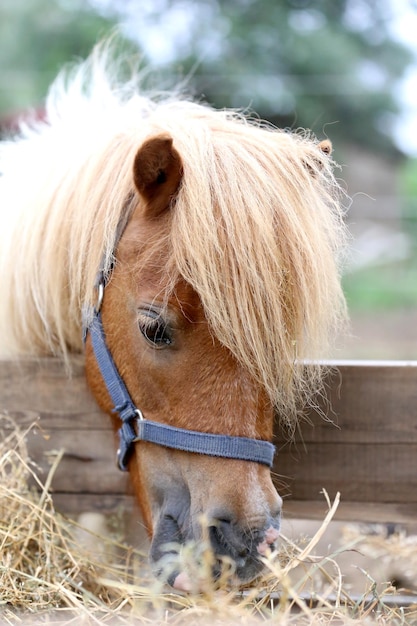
1 0 416 360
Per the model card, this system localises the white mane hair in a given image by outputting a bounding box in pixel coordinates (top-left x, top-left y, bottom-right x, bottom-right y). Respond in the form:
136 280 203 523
0 41 348 423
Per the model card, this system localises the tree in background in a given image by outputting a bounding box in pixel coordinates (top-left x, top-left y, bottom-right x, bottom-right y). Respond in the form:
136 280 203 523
0 0 114 119
0 0 414 156
89 0 413 155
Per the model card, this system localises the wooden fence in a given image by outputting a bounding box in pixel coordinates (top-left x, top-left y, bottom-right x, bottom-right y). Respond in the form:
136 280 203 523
1 357 416 524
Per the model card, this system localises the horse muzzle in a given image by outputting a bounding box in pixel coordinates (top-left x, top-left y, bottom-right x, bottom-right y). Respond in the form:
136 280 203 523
150 501 282 591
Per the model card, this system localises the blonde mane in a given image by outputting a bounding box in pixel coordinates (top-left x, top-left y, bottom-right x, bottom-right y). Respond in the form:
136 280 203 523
0 43 348 424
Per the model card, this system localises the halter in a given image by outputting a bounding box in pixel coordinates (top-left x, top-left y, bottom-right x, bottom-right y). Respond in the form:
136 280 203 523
84 267 276 472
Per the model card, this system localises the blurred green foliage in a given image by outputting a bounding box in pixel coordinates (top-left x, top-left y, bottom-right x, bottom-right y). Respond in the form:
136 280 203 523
0 0 114 116
164 0 412 154
400 157 417 240
344 155 417 312
343 260 417 311
0 0 414 156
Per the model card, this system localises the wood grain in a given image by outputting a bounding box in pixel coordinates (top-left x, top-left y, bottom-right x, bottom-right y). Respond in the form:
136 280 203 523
1 358 416 522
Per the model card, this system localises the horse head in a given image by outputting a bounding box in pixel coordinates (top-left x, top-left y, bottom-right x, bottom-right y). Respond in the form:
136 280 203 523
84 129 345 589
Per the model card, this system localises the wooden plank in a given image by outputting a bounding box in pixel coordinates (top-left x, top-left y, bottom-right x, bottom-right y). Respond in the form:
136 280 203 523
277 442 417 502
48 495 417 525
0 357 125 498
46 494 417 526
276 361 417 445
24 426 130 494
0 356 99 413
276 362 417 514
283 500 417 524
1 358 417 523
51 493 136 516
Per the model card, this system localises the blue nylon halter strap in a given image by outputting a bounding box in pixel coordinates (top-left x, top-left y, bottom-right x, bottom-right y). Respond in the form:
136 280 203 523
87 309 276 471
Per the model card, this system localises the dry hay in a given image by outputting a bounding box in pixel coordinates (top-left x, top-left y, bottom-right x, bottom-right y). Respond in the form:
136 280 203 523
0 414 416 626
341 524 417 595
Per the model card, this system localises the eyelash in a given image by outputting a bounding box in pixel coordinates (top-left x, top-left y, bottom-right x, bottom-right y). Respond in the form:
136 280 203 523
138 310 173 348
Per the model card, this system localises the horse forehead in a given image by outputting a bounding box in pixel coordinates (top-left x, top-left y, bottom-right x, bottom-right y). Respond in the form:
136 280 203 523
169 279 205 320
119 208 169 260
117 216 203 316
119 250 204 322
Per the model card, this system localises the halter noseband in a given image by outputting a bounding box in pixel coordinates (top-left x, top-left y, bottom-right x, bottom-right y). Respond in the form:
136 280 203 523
84 269 275 472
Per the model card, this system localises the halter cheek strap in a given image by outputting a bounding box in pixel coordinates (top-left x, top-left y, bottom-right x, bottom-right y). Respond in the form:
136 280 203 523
85 275 275 471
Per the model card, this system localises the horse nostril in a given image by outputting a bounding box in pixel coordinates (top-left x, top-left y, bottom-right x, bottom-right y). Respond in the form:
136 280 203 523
256 524 280 556
209 517 230 547
265 526 280 545
208 517 248 559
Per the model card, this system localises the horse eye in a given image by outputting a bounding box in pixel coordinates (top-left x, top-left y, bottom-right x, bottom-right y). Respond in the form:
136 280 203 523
138 310 173 348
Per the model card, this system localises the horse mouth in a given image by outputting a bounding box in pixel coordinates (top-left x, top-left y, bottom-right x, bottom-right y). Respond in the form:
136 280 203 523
161 550 264 593
155 546 267 592
167 558 266 593
150 512 279 591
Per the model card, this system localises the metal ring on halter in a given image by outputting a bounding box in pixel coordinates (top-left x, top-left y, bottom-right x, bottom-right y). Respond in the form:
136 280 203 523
96 279 104 313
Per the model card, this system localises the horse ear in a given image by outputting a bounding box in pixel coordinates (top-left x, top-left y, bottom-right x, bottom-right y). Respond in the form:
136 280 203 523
133 134 183 218
304 139 333 177
318 139 332 156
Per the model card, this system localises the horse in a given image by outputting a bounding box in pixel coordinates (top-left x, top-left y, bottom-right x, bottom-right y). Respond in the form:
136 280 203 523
0 42 347 590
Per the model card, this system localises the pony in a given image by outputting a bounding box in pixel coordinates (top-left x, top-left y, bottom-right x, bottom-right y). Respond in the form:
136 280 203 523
0 42 347 590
